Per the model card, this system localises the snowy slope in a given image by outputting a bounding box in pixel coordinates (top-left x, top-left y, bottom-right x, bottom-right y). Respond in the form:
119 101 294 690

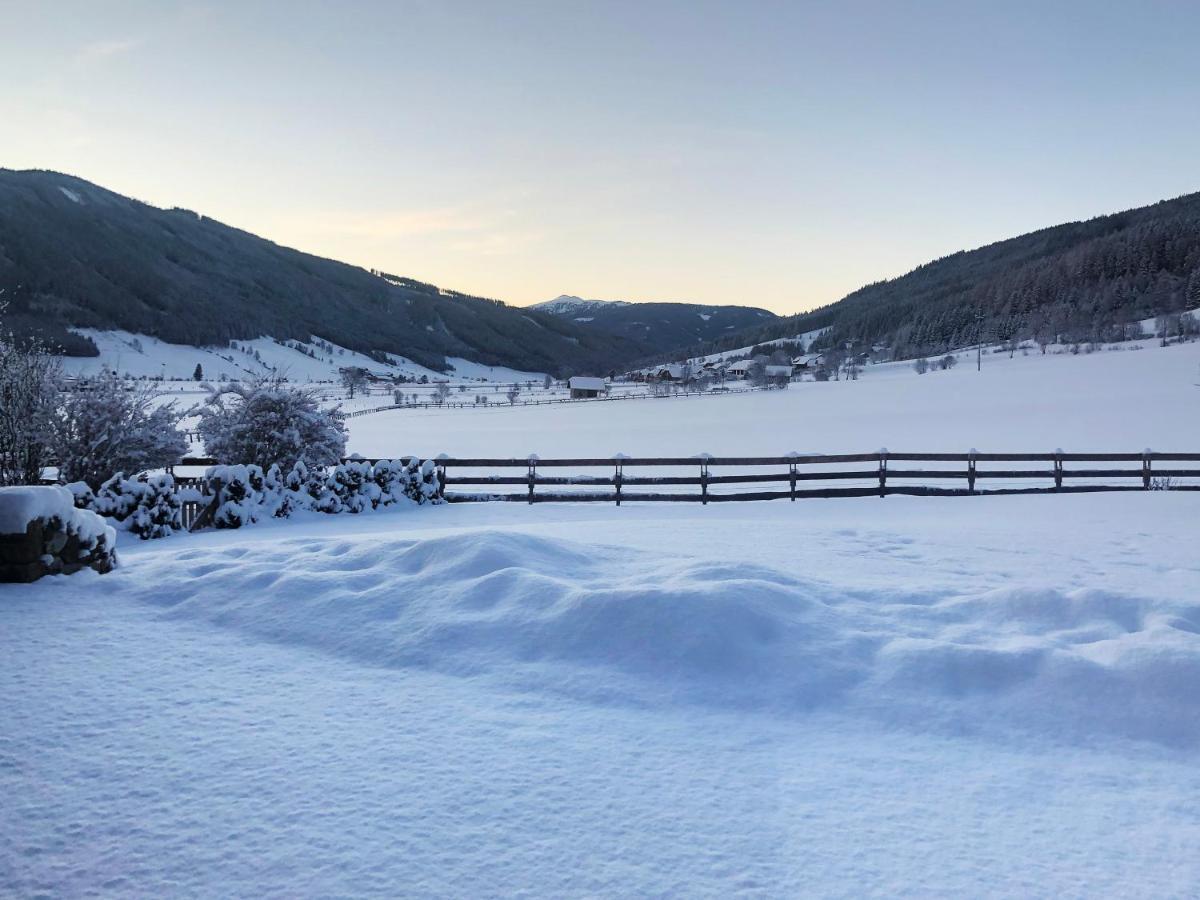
59 330 546 383
349 337 1200 458
4 493 1200 895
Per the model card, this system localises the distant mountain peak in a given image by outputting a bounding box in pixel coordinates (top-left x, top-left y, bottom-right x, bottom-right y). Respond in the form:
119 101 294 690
531 295 633 314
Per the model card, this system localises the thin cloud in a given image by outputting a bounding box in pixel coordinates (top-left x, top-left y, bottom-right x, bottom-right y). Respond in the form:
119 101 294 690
75 38 143 65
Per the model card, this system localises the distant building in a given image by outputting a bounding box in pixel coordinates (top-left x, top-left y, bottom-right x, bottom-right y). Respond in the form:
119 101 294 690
568 376 606 398
726 360 754 378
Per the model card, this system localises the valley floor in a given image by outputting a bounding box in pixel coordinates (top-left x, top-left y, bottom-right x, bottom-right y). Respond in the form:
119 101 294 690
348 339 1200 458
4 493 1200 897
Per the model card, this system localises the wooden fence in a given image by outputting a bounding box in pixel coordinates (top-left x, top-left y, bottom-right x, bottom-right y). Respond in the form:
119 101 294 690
419 451 1200 503
162 451 1200 519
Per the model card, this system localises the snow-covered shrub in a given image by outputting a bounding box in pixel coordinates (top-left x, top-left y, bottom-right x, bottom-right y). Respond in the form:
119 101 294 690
0 485 117 580
407 459 442 505
93 472 145 521
66 481 95 510
371 459 409 507
125 473 183 540
331 460 376 513
87 472 184 539
205 465 262 529
196 375 347 471
45 371 188 489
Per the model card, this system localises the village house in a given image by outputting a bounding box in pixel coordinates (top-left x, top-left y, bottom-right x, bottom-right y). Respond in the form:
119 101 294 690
568 376 607 398
764 364 794 385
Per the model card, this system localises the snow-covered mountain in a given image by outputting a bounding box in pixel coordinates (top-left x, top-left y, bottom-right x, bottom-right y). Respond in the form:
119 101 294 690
531 294 778 357
530 295 633 316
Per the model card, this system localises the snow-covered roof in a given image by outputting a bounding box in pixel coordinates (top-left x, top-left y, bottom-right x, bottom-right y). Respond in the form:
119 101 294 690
568 376 606 391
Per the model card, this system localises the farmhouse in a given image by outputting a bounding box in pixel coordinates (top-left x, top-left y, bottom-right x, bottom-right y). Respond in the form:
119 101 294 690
568 376 606 399
651 365 686 382
726 360 754 378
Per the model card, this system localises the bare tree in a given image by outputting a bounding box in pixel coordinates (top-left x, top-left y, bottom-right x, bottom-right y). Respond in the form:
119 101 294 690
339 367 368 398
506 384 521 405
0 315 60 486
433 382 451 405
913 357 930 375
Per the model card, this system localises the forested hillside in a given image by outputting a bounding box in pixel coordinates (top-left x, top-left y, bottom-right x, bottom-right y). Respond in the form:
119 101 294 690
0 170 649 374
669 192 1200 362
532 294 777 351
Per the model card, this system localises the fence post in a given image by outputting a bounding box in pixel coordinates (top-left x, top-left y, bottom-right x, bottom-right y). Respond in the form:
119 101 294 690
967 448 977 494
789 461 797 501
879 449 888 497
1053 449 1063 491
435 459 448 501
614 461 623 506
527 457 537 504
1142 449 1152 490
700 460 709 505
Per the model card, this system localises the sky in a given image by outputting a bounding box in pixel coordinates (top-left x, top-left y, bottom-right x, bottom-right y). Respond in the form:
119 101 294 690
3 1 1200 315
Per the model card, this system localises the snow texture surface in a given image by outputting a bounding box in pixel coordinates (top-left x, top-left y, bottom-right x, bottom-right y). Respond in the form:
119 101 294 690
3 494 1200 896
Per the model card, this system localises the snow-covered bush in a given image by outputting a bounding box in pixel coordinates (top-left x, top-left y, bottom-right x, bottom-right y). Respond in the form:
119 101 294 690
407 459 441 505
332 459 375 513
0 485 117 580
45 371 188 489
86 472 184 540
204 465 263 529
126 474 184 540
195 457 443 528
196 376 347 471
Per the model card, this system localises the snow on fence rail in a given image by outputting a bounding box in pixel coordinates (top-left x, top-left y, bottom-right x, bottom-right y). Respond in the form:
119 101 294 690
167 451 1200 508
422 451 1200 503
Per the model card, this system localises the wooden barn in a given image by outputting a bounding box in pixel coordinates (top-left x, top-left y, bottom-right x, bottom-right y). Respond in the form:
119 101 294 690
568 376 607 398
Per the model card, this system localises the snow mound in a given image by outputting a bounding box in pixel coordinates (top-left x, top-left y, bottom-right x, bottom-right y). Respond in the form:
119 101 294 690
114 531 1200 745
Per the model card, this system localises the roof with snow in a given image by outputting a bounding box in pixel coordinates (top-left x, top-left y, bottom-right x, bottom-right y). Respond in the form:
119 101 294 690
568 376 606 391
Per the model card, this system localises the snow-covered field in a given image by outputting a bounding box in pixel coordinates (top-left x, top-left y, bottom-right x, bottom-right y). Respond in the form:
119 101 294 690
4 494 1200 896
350 339 1200 458
6 335 1200 896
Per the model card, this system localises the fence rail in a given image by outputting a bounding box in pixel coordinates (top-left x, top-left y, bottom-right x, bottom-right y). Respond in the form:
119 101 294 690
414 451 1200 504
164 450 1200 507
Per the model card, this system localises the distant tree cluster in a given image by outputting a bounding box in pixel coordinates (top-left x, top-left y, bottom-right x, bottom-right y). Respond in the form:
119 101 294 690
666 194 1200 363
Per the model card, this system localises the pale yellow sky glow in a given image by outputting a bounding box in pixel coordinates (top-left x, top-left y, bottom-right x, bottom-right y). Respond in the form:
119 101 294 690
3 1 1199 314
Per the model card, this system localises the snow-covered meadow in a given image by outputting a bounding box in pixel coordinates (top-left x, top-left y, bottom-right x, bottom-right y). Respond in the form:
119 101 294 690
5 337 1200 896
349 339 1200 458
4 493 1200 896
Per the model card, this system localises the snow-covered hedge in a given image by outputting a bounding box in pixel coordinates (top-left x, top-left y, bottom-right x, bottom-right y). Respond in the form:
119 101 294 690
0 486 118 581
69 472 200 541
203 458 443 530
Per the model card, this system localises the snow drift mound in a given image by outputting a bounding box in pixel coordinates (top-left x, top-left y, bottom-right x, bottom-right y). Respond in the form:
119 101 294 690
118 531 1200 745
